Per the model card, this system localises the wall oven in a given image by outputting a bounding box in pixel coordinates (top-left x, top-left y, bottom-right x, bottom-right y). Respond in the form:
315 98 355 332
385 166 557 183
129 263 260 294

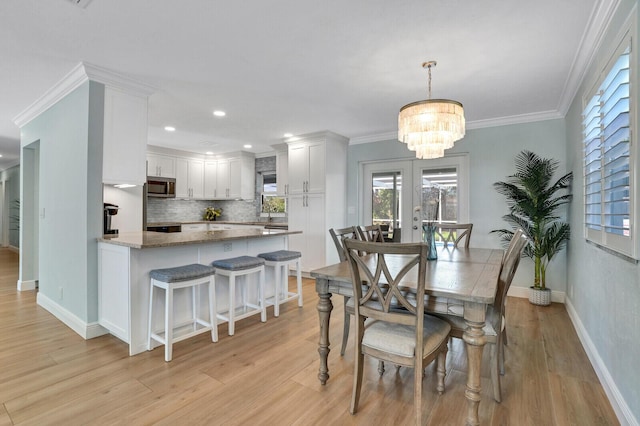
147 177 176 198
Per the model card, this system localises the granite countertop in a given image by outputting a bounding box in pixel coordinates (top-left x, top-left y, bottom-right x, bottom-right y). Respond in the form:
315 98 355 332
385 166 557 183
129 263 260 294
98 227 299 249
148 221 288 227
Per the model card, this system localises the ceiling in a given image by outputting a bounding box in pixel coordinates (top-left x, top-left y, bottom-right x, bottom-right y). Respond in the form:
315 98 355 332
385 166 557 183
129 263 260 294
0 0 609 171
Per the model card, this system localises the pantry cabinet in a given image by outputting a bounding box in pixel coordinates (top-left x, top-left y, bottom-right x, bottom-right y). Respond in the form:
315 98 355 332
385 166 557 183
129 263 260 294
287 132 348 270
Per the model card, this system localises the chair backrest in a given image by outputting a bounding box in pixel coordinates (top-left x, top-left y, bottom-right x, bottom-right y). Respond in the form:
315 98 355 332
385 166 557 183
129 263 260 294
357 225 385 243
343 239 427 330
492 229 528 329
329 226 359 262
436 223 473 248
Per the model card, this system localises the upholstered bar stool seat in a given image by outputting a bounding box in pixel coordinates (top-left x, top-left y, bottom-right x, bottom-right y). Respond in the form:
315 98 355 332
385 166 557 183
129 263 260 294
147 263 216 362
257 250 303 317
211 255 266 336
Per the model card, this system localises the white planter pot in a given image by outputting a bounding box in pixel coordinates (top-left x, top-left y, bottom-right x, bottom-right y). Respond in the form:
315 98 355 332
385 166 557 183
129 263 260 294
529 287 551 306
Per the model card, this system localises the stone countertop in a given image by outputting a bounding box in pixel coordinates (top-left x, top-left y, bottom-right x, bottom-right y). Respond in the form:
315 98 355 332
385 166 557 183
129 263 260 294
98 228 300 249
148 221 287 227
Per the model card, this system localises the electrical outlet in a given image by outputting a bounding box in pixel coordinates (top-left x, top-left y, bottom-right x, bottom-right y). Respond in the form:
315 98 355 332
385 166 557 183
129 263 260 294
223 242 232 252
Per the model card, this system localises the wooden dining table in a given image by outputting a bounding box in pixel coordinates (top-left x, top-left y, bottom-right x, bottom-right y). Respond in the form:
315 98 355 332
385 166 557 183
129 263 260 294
310 247 504 426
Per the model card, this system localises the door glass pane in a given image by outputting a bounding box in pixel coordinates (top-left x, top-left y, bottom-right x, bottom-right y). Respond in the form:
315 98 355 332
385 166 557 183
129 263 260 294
421 167 458 244
372 172 402 240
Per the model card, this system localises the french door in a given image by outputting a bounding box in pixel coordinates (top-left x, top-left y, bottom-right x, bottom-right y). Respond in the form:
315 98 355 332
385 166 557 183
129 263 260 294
362 155 468 242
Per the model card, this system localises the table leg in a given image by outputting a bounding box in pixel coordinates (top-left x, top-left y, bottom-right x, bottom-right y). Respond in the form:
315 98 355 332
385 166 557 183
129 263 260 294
462 302 488 426
316 278 333 385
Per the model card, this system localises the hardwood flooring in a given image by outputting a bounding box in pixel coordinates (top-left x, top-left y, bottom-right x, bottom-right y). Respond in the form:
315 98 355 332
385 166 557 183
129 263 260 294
0 248 618 425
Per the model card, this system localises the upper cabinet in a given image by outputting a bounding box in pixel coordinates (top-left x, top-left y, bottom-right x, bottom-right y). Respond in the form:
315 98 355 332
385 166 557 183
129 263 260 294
175 158 204 199
276 149 289 195
288 139 326 194
102 87 148 185
203 153 255 200
147 153 176 178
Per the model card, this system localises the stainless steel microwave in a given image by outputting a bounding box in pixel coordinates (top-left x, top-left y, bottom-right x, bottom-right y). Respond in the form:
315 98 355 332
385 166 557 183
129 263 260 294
147 177 176 198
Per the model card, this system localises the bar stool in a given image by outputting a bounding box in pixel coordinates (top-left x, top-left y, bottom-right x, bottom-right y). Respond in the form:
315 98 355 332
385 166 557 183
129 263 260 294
257 250 303 317
147 263 216 362
211 255 266 336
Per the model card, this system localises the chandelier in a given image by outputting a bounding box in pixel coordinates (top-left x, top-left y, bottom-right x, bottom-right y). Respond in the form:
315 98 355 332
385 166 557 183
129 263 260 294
398 61 465 159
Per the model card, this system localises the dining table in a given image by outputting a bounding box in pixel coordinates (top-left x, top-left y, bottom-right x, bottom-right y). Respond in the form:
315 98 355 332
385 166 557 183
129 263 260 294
311 247 504 426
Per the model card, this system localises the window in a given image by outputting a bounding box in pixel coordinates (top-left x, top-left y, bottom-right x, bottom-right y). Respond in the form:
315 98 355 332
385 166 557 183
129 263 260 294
583 34 637 259
260 172 286 216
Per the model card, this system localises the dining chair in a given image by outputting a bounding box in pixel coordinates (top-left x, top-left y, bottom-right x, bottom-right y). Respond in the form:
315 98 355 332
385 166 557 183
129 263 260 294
434 229 528 402
329 226 360 356
435 223 473 248
356 224 385 244
343 238 451 425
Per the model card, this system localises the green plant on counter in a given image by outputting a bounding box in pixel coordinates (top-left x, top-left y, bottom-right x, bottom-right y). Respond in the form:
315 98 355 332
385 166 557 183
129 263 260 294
203 206 222 221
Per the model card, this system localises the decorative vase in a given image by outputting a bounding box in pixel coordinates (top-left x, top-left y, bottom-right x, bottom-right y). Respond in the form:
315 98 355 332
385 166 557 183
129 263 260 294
529 287 551 306
422 223 438 260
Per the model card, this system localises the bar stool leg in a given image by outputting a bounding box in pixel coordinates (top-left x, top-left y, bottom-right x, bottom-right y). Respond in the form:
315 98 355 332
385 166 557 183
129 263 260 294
228 274 235 336
148 282 155 350
165 286 174 362
274 262 281 317
260 267 267 322
209 276 218 342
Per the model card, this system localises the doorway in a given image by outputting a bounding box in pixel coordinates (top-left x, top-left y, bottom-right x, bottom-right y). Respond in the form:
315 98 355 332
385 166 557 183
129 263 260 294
19 141 40 291
362 154 469 243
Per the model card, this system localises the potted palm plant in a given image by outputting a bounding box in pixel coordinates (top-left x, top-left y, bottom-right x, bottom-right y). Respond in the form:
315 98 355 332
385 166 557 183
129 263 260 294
492 150 573 306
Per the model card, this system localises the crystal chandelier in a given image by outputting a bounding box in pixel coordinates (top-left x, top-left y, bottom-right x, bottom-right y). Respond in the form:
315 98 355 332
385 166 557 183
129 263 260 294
398 61 465 159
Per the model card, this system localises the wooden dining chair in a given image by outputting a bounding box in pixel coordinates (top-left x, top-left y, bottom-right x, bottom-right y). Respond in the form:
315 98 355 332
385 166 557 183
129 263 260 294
356 224 385 244
434 228 528 402
343 238 451 425
435 223 473 248
329 226 360 356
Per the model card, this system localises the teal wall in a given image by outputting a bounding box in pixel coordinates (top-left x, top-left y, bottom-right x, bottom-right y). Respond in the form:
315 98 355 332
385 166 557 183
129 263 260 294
564 1 640 421
20 80 105 324
347 118 568 292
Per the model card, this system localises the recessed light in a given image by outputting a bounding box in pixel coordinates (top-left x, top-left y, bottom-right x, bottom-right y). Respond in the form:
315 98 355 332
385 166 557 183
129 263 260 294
283 133 293 138
206 151 214 155
164 126 176 132
243 144 252 149
213 110 226 117
0 154 3 158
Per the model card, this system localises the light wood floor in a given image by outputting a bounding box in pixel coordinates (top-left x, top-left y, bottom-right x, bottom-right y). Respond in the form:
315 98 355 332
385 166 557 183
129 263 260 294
0 248 618 425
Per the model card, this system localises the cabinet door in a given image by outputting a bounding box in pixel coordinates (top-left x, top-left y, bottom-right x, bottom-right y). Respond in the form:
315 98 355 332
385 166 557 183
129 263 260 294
216 159 230 198
288 143 308 194
287 194 306 258
227 158 242 199
276 150 288 195
307 141 326 193
305 193 326 270
189 160 205 199
204 161 218 199
147 154 176 178
175 158 189 198
103 87 147 185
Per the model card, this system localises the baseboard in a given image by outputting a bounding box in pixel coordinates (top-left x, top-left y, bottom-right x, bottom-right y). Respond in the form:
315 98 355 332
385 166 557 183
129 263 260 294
36 293 110 340
565 299 638 426
507 285 566 303
17 279 37 291
8 245 19 254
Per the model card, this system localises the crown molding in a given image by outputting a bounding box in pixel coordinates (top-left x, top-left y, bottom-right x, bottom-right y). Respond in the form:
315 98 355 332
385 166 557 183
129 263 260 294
349 131 398 145
465 110 564 130
13 62 156 129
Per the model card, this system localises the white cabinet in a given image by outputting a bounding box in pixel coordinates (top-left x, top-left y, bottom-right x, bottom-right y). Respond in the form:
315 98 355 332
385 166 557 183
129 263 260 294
102 87 148 185
276 150 289 195
286 132 349 271
176 158 204 199
288 140 326 194
147 154 176 178
203 155 255 200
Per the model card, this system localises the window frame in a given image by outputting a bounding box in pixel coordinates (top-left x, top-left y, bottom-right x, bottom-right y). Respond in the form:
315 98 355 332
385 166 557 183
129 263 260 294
582 25 638 259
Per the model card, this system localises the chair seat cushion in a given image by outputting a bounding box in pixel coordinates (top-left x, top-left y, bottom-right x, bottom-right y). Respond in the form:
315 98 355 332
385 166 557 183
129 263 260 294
362 314 451 358
150 263 215 283
212 256 265 271
257 250 302 262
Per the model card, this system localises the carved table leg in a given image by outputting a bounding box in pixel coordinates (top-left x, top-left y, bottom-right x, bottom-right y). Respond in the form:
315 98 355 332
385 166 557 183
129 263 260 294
462 302 488 426
316 278 333 385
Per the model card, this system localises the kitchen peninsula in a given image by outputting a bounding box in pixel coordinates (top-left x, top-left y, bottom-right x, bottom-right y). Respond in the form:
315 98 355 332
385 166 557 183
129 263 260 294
98 227 300 355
